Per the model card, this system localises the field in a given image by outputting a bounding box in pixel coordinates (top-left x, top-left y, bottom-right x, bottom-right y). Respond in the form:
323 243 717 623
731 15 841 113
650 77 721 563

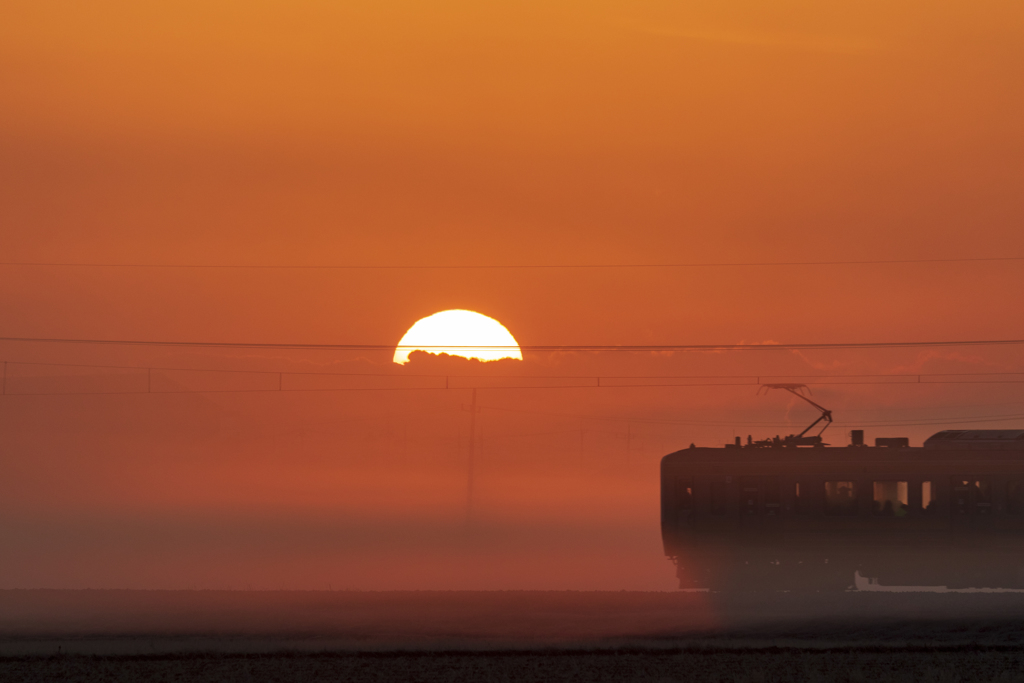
5 648 1024 683
4 591 1024 681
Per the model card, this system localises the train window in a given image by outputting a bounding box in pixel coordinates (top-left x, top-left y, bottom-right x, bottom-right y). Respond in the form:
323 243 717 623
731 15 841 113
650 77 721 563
740 477 759 515
824 481 857 516
764 477 781 516
794 482 810 514
977 480 992 515
951 478 993 516
1009 480 1024 515
872 481 908 517
952 479 972 516
922 481 935 514
675 477 693 511
710 482 728 515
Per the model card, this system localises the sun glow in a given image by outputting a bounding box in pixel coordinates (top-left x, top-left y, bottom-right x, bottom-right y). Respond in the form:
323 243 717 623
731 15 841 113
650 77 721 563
393 310 523 365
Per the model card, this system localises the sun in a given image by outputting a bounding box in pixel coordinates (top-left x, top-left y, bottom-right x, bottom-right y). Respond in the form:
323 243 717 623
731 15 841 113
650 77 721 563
393 310 523 365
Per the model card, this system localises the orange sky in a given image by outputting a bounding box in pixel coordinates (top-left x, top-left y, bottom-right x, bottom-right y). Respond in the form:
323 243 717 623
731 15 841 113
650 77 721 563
0 1 1023 589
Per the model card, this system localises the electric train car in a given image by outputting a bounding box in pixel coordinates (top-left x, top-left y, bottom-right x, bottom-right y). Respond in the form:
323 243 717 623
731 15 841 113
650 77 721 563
661 429 1024 591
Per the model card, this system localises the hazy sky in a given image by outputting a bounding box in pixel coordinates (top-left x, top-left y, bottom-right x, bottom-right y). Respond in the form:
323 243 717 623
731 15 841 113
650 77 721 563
1 1 1022 590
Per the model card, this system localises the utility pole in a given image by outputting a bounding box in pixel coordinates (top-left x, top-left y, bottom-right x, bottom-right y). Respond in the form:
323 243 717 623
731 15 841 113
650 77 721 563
466 388 477 526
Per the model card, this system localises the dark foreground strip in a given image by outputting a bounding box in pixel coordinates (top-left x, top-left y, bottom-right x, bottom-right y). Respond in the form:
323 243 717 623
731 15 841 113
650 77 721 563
4 644 1024 662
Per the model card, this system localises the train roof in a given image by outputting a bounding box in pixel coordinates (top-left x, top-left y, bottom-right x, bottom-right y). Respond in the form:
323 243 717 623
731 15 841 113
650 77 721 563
924 430 1024 449
661 446 1024 475
664 445 999 462
662 430 1024 466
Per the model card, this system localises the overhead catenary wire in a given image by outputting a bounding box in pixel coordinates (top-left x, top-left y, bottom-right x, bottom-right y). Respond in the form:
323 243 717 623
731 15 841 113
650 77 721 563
4 335 1024 352
478 405 1024 429
6 382 1024 397
3 373 1024 393
3 359 1024 387
1 256 1024 269
3 361 1024 428
2 344 1024 429
2 383 1022 428
5 357 1024 382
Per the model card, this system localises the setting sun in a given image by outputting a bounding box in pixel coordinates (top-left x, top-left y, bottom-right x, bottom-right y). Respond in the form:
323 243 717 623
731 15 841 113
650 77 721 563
393 310 523 365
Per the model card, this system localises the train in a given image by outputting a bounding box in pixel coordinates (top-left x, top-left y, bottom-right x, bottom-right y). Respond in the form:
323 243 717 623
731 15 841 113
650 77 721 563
660 423 1024 591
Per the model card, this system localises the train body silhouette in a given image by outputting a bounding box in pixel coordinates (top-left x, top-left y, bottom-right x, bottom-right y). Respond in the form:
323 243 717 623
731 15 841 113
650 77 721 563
660 429 1024 590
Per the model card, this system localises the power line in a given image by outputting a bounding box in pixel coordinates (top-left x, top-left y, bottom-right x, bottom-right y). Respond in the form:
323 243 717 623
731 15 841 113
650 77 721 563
3 336 1024 352
4 359 1024 398
5 358 1024 383
479 405 1024 428
3 361 1023 427
1 256 1023 269
2 379 1024 396
3 384 1023 428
